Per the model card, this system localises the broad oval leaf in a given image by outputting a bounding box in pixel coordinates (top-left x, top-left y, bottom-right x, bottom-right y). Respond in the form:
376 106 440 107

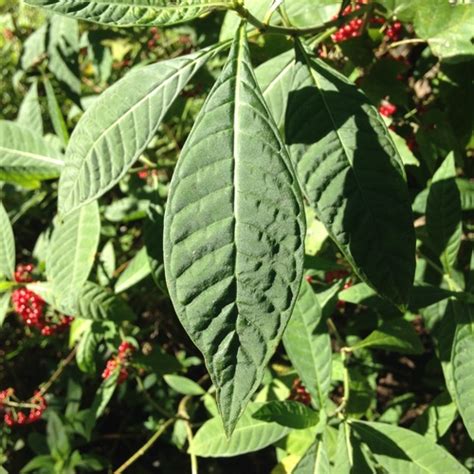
0 120 63 187
47 201 101 308
426 152 462 275
282 278 332 409
189 403 291 457
285 42 415 307
163 27 305 435
58 46 221 215
452 302 474 440
293 439 330 474
25 0 231 27
352 420 468 473
253 400 319 430
0 202 15 281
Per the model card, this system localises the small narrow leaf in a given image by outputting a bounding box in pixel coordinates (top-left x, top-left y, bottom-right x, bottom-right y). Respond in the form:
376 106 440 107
426 152 462 275
0 292 11 327
452 302 474 439
0 202 15 281
293 439 330 474
352 420 468 473
17 81 43 134
164 27 305 435
334 423 353 474
58 46 220 215
0 120 63 186
189 403 291 457
282 279 332 409
44 77 70 147
114 247 151 293
144 205 166 293
164 374 205 396
350 318 423 354
285 41 415 306
26 0 232 27
47 201 100 308
253 400 319 429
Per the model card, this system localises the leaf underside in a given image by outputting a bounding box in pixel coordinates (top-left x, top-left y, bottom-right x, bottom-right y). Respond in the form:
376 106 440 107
25 0 230 26
58 47 218 215
164 27 305 435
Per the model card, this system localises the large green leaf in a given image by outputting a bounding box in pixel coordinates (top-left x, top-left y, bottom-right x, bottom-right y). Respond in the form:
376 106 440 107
58 46 220 215
0 202 15 281
351 420 468 474
452 302 474 439
26 0 232 27
285 42 415 307
47 201 100 308
425 153 462 275
350 318 423 354
0 120 63 186
163 27 305 435
189 403 291 457
293 439 331 474
282 279 331 410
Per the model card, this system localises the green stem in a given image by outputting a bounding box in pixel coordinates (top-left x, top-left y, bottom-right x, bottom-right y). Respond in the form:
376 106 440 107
334 348 351 418
113 418 175 474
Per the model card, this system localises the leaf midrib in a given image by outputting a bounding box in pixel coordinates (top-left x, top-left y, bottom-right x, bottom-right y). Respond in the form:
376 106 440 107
42 0 230 11
0 146 64 167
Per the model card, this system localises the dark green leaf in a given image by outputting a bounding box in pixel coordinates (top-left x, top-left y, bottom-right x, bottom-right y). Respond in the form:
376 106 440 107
163 27 305 435
253 400 319 429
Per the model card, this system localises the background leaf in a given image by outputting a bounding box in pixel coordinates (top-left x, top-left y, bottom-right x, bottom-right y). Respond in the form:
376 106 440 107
352 420 468 473
282 278 332 409
58 46 219 215
47 201 100 308
164 27 305 435
163 374 205 396
285 42 415 306
189 403 291 457
114 247 151 294
26 0 233 27
253 400 319 429
17 80 43 135
0 202 15 281
0 120 63 187
293 439 330 474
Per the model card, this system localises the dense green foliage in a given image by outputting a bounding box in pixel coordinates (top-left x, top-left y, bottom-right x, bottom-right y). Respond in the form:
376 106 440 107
0 0 473 472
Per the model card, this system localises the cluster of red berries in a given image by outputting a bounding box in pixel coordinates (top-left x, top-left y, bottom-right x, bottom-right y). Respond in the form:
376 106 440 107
102 341 135 384
385 21 403 42
0 388 47 427
331 3 365 43
289 378 311 406
147 26 161 49
11 264 73 336
378 100 397 117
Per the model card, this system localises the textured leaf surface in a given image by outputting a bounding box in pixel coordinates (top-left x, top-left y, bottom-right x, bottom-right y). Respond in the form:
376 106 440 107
58 47 219 215
452 302 474 439
17 81 43 135
426 153 462 275
285 42 415 306
164 28 305 435
0 202 15 281
352 420 468 473
47 202 100 307
350 318 423 354
115 247 151 293
189 403 291 457
293 439 330 474
0 120 63 186
26 0 231 27
253 401 319 429
282 279 331 409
